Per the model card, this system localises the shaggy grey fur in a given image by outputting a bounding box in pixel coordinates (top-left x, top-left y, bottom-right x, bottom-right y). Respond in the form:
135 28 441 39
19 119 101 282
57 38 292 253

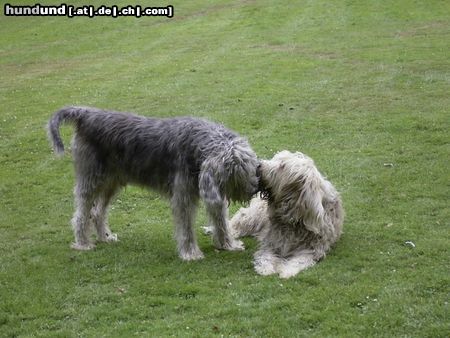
229 151 344 278
48 106 259 260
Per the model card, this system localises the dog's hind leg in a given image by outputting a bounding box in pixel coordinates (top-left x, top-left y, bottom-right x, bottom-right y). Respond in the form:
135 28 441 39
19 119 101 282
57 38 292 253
229 198 270 240
70 137 105 250
71 179 97 250
92 182 120 243
171 174 204 261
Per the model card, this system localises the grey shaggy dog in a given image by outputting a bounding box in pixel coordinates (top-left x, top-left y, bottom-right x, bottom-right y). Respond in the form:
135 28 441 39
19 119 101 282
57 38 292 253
229 151 344 278
47 106 260 260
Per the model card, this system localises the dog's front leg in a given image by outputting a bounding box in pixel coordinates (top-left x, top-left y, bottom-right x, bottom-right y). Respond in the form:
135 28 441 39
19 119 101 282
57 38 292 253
206 197 245 251
171 176 204 261
199 166 244 251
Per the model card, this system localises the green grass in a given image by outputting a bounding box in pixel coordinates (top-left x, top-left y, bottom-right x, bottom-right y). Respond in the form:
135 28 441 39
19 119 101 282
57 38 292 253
1 0 449 336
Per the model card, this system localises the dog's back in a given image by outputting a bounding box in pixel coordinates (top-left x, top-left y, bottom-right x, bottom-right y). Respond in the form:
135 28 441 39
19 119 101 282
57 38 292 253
48 106 238 155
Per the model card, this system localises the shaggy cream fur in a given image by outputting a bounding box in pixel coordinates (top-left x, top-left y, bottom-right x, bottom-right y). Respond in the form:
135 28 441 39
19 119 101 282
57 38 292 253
230 151 344 278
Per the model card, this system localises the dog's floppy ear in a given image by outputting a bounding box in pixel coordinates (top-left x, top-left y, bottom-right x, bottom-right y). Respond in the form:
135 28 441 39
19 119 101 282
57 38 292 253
199 159 224 206
295 170 326 235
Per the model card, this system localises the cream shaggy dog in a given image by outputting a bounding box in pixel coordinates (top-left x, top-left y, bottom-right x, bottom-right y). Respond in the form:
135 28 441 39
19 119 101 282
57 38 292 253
229 151 344 278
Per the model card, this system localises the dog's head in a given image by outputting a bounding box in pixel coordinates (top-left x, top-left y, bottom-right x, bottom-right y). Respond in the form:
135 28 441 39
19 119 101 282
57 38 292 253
224 142 261 202
199 140 260 204
259 151 343 234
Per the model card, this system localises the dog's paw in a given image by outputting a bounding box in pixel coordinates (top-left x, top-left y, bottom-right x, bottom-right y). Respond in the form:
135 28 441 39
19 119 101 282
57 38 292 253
254 250 277 275
218 238 245 251
229 239 245 251
278 268 299 279
71 242 96 251
180 249 205 261
278 256 316 278
202 226 214 236
254 262 277 276
98 232 119 243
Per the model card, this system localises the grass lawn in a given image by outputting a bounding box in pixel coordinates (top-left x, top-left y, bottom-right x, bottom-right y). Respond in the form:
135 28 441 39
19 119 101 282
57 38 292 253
1 0 449 336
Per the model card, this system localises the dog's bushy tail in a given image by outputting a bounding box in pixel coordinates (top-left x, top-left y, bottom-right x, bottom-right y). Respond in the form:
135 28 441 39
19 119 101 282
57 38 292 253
47 106 97 156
